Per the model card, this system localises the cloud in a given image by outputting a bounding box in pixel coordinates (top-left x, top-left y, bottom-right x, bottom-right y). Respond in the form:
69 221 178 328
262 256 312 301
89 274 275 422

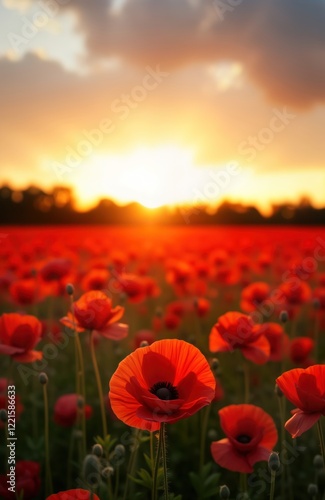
32 0 325 108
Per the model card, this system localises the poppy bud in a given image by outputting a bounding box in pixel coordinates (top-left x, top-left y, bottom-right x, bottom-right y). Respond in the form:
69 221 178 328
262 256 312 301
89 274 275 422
279 310 289 323
82 454 102 486
307 483 318 496
39 372 48 385
219 485 230 499
102 466 114 478
0 409 7 423
268 452 280 472
211 358 220 371
77 396 84 409
208 429 218 440
313 454 324 469
66 283 75 296
114 444 125 457
92 444 103 457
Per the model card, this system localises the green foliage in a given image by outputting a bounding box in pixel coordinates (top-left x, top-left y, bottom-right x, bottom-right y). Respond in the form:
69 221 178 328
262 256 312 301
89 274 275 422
189 463 220 499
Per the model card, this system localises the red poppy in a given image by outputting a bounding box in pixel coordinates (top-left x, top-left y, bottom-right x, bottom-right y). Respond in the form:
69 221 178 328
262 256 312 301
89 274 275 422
257 323 289 362
40 258 71 282
134 330 156 349
240 282 271 313
46 489 100 500
0 460 40 499
278 281 311 307
0 313 43 362
211 404 278 473
60 291 128 340
54 394 93 427
276 365 325 438
109 339 216 431
163 312 181 331
209 312 270 365
115 273 147 303
290 337 314 366
81 268 109 291
194 298 211 318
9 278 39 306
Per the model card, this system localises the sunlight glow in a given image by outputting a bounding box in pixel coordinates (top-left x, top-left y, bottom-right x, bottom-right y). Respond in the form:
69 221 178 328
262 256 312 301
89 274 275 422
78 145 199 209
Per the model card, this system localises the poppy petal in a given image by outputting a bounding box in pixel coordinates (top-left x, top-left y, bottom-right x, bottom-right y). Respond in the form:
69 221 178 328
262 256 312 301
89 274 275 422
107 306 125 324
95 322 128 341
13 350 43 363
211 439 253 473
209 326 233 353
276 368 305 408
241 335 270 365
284 410 321 438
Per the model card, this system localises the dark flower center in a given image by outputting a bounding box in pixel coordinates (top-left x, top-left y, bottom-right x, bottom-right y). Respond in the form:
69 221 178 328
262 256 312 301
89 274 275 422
149 381 179 400
236 434 251 444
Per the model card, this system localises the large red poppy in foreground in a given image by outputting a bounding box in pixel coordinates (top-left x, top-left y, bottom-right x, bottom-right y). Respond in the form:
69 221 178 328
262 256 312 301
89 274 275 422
276 365 325 438
209 312 270 364
0 313 42 362
211 404 278 473
109 339 216 431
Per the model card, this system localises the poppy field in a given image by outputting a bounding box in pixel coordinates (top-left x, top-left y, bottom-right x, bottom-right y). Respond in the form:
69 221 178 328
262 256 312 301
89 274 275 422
1 224 325 500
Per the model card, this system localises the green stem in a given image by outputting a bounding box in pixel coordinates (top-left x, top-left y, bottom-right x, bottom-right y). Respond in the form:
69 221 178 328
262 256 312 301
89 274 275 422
70 296 87 456
152 427 163 500
113 465 120 500
199 404 211 474
277 394 286 498
89 331 108 438
75 333 87 456
270 470 276 500
123 429 141 500
317 419 325 474
161 423 168 500
314 312 320 362
67 429 75 488
240 472 247 493
43 384 53 496
243 362 250 403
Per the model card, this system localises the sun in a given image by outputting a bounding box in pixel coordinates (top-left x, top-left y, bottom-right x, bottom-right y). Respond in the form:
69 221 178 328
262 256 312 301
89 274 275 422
74 145 197 210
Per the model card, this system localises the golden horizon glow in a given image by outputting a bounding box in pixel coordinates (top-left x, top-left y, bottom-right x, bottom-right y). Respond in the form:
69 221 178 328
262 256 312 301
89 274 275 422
71 145 203 210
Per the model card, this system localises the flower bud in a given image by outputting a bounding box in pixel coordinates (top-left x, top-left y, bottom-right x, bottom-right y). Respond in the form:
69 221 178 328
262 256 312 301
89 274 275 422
39 372 48 385
77 396 84 409
268 452 280 472
0 409 7 423
211 358 220 371
82 454 102 486
219 484 230 499
66 283 75 296
313 454 324 469
102 466 114 479
307 483 318 496
92 444 103 457
279 310 289 323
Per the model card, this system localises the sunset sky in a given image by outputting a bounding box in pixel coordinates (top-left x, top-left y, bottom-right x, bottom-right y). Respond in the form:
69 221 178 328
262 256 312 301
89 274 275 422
1 0 325 214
